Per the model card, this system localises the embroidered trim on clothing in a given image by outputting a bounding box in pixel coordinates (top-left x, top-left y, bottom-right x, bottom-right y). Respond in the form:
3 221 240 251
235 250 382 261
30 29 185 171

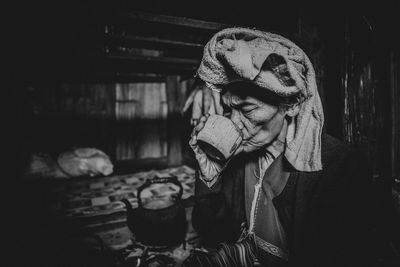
255 235 288 261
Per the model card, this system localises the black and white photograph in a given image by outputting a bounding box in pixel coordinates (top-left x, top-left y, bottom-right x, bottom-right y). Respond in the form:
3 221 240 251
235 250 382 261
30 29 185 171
5 0 400 266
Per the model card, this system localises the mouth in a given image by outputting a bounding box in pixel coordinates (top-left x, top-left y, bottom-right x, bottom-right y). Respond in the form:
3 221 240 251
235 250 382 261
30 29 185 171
242 135 257 145
241 139 258 149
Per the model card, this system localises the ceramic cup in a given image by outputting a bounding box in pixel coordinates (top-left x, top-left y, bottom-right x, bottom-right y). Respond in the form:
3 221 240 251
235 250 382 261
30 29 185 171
197 114 243 162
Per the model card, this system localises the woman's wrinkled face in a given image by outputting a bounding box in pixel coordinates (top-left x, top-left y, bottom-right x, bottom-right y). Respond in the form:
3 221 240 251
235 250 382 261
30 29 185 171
221 89 287 153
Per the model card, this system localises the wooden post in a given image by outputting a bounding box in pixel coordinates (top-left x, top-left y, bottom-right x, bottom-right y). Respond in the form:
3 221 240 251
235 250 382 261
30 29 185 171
391 51 400 180
166 75 183 166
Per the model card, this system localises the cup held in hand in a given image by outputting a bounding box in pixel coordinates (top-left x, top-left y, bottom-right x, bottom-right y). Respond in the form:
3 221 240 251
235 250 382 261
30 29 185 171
197 115 243 162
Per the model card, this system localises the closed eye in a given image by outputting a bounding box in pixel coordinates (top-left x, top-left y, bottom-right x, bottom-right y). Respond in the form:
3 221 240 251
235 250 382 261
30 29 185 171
241 105 258 113
237 103 258 116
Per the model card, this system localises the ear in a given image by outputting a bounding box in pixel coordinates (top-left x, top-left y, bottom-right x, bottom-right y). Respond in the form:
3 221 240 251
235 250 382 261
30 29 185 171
284 103 300 117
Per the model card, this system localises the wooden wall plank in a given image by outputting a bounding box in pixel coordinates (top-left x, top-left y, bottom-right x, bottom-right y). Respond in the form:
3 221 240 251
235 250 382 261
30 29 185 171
115 82 168 161
105 33 204 48
115 10 231 30
166 75 183 166
100 52 200 65
391 51 400 179
341 16 393 179
22 83 116 159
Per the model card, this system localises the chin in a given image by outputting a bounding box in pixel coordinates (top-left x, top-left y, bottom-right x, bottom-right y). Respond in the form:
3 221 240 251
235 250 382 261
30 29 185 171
242 138 274 154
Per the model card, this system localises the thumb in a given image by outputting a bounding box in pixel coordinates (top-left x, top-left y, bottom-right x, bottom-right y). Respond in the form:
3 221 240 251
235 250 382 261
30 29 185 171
233 143 244 156
182 89 197 113
212 90 223 115
192 89 203 121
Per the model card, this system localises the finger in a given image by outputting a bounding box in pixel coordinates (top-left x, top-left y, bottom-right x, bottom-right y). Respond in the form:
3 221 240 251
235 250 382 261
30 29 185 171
190 126 197 138
192 89 203 122
182 89 197 113
202 86 213 115
189 134 197 146
207 97 216 115
191 118 199 126
211 90 223 115
194 116 206 133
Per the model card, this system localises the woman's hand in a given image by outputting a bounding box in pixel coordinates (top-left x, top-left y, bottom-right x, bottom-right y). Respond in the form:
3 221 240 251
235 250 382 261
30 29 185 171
182 83 224 126
189 114 224 182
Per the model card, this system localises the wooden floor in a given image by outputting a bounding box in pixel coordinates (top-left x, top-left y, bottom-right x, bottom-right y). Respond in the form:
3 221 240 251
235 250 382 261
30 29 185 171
8 165 200 266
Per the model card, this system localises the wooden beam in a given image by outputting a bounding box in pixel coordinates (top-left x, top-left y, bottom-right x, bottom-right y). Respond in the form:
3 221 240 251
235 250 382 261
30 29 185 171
115 10 231 31
105 33 204 48
114 72 165 79
93 72 166 83
90 52 200 65
85 58 197 76
391 51 400 179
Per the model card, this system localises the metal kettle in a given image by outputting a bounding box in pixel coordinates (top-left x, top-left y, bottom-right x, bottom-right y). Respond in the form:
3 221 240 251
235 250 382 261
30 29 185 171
121 176 187 248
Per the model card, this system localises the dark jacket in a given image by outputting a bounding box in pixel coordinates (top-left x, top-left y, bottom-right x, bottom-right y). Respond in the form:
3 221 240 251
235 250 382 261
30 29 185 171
192 134 375 267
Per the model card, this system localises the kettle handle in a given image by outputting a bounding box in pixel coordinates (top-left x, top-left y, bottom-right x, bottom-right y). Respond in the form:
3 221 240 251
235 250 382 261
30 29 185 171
136 176 183 207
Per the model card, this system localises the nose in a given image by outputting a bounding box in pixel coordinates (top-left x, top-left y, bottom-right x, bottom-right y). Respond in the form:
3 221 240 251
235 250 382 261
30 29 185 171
230 110 244 130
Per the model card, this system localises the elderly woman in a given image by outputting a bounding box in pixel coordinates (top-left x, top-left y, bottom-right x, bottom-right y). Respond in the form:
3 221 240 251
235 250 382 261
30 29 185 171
186 28 374 266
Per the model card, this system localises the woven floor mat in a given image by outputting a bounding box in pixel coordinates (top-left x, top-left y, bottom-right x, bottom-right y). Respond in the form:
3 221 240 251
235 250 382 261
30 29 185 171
49 165 195 219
